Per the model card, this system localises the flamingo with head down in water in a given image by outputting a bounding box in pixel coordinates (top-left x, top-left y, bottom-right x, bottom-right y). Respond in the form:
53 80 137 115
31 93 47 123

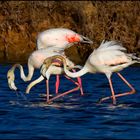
25 54 84 102
7 47 83 96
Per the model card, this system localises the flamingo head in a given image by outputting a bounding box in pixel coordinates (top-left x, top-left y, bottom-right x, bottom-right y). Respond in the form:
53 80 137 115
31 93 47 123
65 33 93 46
7 68 17 91
40 55 65 79
38 28 93 50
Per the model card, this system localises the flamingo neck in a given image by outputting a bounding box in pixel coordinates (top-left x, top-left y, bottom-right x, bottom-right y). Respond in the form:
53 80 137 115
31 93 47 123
13 64 34 81
64 64 88 78
26 75 44 93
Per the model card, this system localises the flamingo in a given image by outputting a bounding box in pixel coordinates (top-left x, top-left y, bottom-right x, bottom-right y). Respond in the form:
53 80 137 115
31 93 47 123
37 28 93 51
7 48 59 91
7 28 93 92
7 48 82 92
44 40 140 105
26 27 90 99
25 55 83 103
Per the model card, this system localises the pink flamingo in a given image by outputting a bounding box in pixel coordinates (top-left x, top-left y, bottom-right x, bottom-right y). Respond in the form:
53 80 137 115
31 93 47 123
25 55 83 102
7 28 93 94
46 40 139 105
36 28 93 94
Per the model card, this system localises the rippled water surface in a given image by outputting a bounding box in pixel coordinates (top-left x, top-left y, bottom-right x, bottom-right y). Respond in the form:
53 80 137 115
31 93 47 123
1 64 140 139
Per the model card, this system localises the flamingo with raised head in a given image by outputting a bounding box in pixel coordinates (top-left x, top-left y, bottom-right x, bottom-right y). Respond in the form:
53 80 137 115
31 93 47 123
37 28 93 93
36 28 93 93
37 28 93 51
43 40 140 105
7 28 93 92
7 28 93 93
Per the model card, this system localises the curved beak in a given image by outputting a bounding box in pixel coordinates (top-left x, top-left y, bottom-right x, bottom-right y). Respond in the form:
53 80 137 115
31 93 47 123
80 35 93 44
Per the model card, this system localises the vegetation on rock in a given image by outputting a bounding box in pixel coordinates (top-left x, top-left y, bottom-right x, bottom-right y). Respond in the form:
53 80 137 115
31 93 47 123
0 1 139 64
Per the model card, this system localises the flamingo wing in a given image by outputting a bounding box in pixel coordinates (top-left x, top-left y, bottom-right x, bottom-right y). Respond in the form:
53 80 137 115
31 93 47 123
89 40 131 66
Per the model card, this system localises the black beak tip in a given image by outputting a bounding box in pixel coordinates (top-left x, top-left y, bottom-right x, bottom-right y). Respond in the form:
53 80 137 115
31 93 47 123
80 35 93 44
89 40 93 44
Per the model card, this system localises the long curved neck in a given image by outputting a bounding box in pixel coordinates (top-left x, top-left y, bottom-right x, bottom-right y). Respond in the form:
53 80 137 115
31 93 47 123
26 75 44 93
48 55 89 78
42 55 89 78
64 64 88 78
13 63 34 81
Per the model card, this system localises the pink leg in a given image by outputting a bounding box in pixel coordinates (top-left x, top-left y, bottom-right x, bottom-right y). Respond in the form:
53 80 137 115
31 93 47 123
64 75 78 85
109 78 116 105
72 69 84 96
46 80 49 102
47 86 80 104
47 69 84 103
98 76 116 104
99 72 136 104
117 73 135 93
64 74 84 96
55 75 60 94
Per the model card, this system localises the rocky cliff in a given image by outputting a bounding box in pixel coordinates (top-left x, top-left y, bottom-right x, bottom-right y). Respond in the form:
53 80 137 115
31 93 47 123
0 1 140 64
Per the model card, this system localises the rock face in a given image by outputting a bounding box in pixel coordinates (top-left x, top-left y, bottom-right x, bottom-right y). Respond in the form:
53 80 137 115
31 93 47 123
0 1 140 64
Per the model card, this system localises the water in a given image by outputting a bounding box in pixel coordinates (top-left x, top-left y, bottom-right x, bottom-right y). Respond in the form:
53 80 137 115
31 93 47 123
1 64 140 139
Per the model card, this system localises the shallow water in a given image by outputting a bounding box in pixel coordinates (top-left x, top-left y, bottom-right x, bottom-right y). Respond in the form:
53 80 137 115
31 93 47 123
1 64 140 139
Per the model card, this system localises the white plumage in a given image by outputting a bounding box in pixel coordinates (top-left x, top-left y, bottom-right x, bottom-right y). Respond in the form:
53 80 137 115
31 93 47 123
7 48 58 90
57 40 139 104
7 28 92 92
25 55 83 103
37 28 93 51
25 54 79 93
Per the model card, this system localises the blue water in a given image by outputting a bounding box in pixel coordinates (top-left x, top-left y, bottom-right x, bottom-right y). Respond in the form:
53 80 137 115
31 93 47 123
1 64 140 139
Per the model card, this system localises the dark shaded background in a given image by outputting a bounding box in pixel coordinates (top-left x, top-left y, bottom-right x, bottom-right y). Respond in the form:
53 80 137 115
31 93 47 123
0 1 140 65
